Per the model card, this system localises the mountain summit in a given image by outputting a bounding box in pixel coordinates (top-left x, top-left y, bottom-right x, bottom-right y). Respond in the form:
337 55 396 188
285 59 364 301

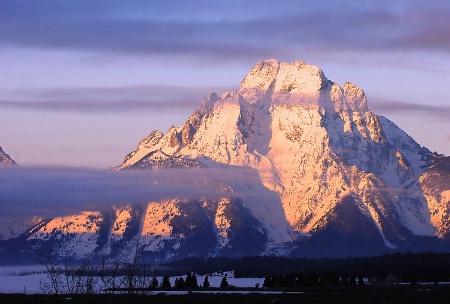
2 60 449 262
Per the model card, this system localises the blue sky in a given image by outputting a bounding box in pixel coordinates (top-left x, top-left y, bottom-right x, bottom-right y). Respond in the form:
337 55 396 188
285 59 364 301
1 0 449 168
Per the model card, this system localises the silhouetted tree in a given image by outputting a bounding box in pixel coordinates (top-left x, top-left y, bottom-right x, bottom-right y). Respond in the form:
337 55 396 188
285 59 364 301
151 276 159 288
175 277 185 289
122 243 152 294
185 272 198 289
202 275 210 288
98 255 122 294
326 271 339 286
358 273 365 285
263 275 274 288
36 248 63 294
220 276 229 288
161 275 171 288
350 274 357 286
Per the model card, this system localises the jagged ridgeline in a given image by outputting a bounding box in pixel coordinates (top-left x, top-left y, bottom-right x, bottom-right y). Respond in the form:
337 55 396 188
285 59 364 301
1 60 449 263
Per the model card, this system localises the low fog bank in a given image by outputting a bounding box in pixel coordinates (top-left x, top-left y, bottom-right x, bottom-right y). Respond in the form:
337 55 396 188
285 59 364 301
0 166 259 218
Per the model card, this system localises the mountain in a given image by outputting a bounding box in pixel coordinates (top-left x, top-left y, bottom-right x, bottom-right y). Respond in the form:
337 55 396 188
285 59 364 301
1 59 449 264
0 146 16 166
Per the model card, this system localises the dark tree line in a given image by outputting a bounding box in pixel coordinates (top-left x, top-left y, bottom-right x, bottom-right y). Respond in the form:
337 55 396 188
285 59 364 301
36 248 450 296
174 272 198 289
172 273 227 289
263 271 366 288
163 251 450 283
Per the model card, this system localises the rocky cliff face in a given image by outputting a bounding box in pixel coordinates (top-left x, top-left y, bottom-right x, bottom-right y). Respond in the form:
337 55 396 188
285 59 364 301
2 60 449 263
418 157 450 239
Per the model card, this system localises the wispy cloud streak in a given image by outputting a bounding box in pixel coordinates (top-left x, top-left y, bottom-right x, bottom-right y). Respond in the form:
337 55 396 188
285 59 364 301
0 99 199 113
0 85 232 113
371 100 450 119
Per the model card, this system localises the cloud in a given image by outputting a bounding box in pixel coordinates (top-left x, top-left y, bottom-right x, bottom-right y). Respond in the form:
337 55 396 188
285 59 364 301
0 99 201 113
0 166 259 217
0 85 232 113
1 0 449 63
371 100 450 119
0 0 276 62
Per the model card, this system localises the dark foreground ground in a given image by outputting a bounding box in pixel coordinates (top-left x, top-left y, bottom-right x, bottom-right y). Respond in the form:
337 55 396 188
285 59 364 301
2 285 450 304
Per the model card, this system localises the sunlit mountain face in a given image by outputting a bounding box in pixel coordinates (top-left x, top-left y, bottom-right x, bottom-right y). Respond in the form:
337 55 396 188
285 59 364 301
1 60 449 264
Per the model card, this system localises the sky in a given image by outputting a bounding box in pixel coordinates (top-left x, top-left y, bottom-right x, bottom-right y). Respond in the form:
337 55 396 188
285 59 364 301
1 0 450 169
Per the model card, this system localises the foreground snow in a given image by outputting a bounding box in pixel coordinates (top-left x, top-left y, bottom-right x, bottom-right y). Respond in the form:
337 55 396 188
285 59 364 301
0 266 263 294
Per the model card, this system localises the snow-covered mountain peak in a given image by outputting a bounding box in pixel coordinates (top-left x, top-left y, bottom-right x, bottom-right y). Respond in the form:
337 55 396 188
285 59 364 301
110 59 443 247
5 59 449 263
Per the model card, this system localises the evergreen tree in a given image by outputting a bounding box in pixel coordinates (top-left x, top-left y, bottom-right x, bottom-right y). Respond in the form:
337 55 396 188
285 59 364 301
185 272 198 289
151 276 159 288
191 273 198 288
220 276 229 288
350 274 356 286
161 275 171 288
263 275 271 288
175 277 185 289
185 273 192 288
203 275 210 288
358 273 365 285
341 274 349 286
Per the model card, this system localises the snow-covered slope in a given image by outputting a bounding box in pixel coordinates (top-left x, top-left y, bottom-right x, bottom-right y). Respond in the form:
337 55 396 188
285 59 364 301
2 59 449 263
